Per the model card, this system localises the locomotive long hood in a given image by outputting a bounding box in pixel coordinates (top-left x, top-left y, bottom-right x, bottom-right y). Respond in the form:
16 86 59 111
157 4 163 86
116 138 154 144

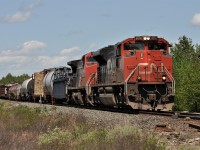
67 59 80 73
92 45 115 65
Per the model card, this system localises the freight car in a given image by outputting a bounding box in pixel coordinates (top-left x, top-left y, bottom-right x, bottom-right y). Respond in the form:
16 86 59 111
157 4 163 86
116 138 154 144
68 36 175 110
0 84 8 98
8 83 21 100
33 67 71 103
20 78 34 101
33 68 54 102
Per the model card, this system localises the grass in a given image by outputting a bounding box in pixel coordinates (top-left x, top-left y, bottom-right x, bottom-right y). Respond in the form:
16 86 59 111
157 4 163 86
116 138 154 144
0 101 166 150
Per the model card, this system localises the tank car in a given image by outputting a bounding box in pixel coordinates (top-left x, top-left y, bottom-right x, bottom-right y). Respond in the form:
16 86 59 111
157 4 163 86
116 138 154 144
43 69 54 101
8 83 21 100
90 36 175 110
20 78 34 101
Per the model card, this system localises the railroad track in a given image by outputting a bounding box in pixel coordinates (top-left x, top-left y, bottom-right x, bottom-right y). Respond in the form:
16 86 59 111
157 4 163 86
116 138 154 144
1 99 200 120
138 110 200 120
61 102 200 120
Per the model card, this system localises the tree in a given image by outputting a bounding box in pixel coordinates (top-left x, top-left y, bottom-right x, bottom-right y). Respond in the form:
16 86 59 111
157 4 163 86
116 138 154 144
171 36 200 112
0 73 30 85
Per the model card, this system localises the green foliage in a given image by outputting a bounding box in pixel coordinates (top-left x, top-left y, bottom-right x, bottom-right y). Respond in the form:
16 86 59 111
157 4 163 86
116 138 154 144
0 104 41 129
38 125 165 150
106 126 165 150
0 73 30 84
0 101 168 150
38 127 73 149
171 35 200 112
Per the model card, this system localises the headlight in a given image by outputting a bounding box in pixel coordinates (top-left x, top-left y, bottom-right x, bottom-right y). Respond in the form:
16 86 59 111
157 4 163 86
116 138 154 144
162 75 166 81
137 76 142 81
143 36 150 40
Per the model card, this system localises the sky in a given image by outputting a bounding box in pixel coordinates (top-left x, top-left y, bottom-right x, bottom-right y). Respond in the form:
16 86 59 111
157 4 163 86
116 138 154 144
0 0 200 79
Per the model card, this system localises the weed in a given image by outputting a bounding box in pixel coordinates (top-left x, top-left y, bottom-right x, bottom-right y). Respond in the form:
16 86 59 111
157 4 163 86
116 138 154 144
38 127 73 149
0 101 167 150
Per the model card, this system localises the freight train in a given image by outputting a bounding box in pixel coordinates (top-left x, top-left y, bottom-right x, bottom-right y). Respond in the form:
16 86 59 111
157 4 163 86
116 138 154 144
0 36 175 110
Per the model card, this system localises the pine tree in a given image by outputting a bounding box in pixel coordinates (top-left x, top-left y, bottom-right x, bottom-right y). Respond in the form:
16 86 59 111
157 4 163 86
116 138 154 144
171 36 200 112
0 73 30 84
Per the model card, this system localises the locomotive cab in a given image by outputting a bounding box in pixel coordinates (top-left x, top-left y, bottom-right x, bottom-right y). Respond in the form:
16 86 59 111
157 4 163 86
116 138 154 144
121 36 175 110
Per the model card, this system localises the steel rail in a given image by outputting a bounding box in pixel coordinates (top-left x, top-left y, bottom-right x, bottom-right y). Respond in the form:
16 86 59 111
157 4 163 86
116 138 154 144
1 98 200 120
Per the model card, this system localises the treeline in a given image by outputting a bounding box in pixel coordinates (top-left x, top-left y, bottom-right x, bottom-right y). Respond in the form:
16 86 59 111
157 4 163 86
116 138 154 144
172 35 200 112
0 73 30 84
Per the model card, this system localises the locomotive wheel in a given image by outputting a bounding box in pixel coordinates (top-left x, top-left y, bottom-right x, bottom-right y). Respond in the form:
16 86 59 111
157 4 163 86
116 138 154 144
115 94 125 109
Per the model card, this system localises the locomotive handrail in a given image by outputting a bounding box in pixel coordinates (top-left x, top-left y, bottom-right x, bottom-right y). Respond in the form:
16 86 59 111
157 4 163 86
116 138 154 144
125 66 138 94
164 67 175 94
86 73 96 95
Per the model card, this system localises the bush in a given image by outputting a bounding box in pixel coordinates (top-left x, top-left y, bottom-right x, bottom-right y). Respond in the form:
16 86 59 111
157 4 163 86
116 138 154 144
106 126 165 150
0 101 167 150
38 127 73 149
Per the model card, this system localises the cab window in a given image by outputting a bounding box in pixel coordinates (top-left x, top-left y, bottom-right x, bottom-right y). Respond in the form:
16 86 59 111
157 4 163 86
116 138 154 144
124 43 144 50
87 57 96 62
86 57 97 66
148 43 167 50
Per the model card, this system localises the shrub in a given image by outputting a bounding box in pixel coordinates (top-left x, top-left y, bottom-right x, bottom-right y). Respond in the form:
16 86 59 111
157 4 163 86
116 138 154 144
0 101 167 150
38 127 73 149
106 126 165 150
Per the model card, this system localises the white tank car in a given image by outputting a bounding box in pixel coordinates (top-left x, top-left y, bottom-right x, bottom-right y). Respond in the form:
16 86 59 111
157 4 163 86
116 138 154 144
43 70 54 96
21 78 34 95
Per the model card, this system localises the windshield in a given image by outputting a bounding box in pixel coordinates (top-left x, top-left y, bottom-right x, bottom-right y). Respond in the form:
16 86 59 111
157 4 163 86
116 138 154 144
148 43 167 50
124 43 144 50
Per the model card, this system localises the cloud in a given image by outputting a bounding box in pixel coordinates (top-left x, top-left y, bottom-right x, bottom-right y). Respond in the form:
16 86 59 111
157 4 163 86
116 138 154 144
0 55 28 63
60 46 80 55
19 40 47 53
23 0 42 10
0 40 47 78
1 0 42 23
191 13 200 26
0 42 84 79
2 11 32 23
37 56 68 67
38 46 81 68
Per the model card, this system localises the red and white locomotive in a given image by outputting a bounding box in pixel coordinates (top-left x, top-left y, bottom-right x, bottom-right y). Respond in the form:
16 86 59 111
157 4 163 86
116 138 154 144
68 36 175 110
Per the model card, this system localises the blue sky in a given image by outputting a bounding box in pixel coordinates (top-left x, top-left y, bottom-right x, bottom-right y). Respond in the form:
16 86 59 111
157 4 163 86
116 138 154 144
0 0 200 79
